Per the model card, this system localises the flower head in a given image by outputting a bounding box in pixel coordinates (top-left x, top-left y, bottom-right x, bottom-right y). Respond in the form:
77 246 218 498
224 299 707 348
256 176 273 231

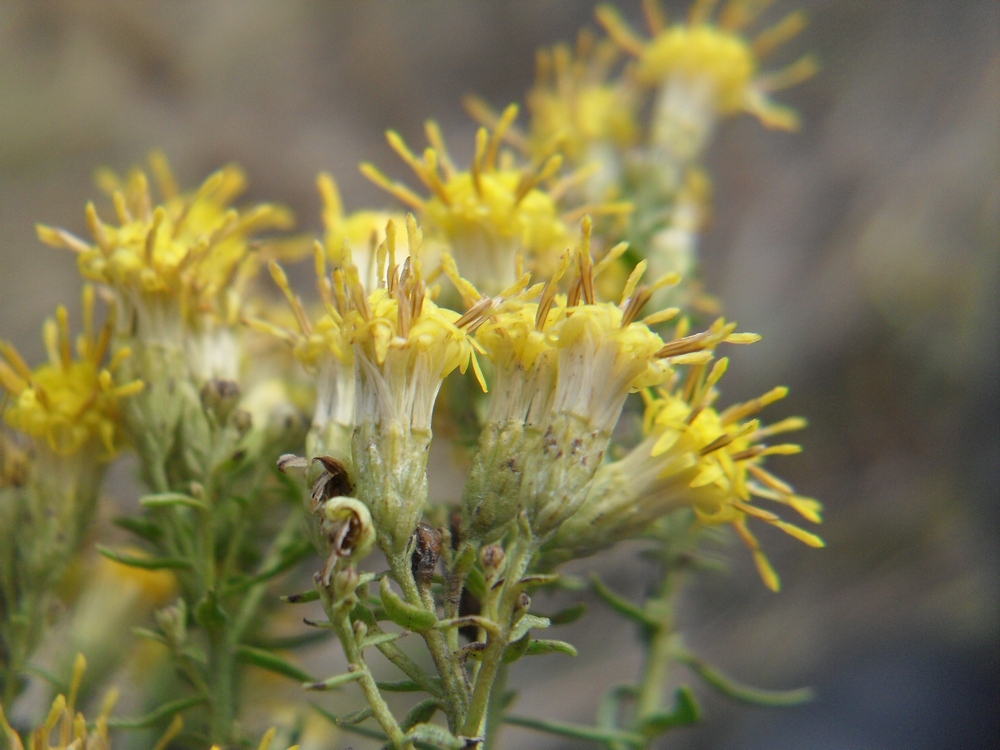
361 109 584 293
336 216 485 434
597 0 816 160
548 356 823 589
462 216 751 539
37 153 293 344
525 30 640 166
0 287 143 458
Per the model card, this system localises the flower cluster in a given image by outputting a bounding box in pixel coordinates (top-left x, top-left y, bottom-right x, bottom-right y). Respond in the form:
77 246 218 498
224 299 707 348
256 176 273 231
0 2 823 747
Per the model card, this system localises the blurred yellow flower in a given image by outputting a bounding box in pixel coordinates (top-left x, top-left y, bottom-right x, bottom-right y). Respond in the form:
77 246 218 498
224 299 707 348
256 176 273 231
0 287 142 457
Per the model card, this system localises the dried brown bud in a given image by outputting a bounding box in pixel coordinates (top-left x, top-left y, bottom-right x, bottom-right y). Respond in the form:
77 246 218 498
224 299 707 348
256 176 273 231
411 523 443 585
310 455 354 512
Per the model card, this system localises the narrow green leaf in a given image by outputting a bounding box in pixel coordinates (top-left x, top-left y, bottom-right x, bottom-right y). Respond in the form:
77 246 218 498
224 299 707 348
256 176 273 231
139 492 208 511
236 645 313 683
97 546 190 570
375 680 425 693
304 670 363 691
502 633 531 664
675 648 815 707
640 686 701 733
518 573 560 588
113 516 162 543
380 578 437 632
131 627 168 646
281 589 320 604
310 703 387 741
503 715 645 747
401 698 441 732
525 639 578 657
510 613 550 643
107 696 207 729
465 565 487 600
334 706 374 727
590 574 657 628
350 601 378 627
405 722 464 749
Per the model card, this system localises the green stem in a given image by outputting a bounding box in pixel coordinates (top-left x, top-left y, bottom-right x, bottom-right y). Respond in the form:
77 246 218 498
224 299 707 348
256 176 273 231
483 661 509 749
636 568 676 732
636 620 673 724
461 534 536 740
207 628 237 746
327 600 410 749
388 553 468 732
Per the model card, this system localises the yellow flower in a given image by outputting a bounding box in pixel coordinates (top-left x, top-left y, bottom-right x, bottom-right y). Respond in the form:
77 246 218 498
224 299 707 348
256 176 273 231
0 287 143 458
597 0 817 156
36 153 293 341
317 172 409 290
549 356 823 590
463 216 752 538
362 107 597 293
524 30 640 166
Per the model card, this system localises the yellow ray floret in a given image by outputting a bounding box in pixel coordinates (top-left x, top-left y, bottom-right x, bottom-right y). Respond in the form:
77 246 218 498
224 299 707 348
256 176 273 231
0 287 143 457
597 0 818 130
644 358 823 590
37 152 294 326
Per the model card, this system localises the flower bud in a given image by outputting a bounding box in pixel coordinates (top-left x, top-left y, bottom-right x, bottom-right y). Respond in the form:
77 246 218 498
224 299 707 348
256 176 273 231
479 544 506 579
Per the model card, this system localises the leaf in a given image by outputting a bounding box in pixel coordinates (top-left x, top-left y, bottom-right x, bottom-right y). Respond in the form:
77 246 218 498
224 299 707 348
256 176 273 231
590 574 657 628
503 715 645 747
380 578 437 632
303 670 363 691
310 703 387 741
405 722 465 750
545 602 587 626
509 614 550 643
113 516 162 543
132 627 168 646
350 601 379 627
674 648 815 707
517 573 560 589
525 639 578 657
236 645 314 683
464 564 487 600
107 696 207 729
97 546 190 570
401 698 441 732
502 633 531 664
281 589 320 604
640 686 701 733
375 680 426 692
139 492 209 511
333 706 374 727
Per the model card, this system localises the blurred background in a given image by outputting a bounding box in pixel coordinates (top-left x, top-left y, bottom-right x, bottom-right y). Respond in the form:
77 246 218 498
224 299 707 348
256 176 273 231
0 1 996 748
